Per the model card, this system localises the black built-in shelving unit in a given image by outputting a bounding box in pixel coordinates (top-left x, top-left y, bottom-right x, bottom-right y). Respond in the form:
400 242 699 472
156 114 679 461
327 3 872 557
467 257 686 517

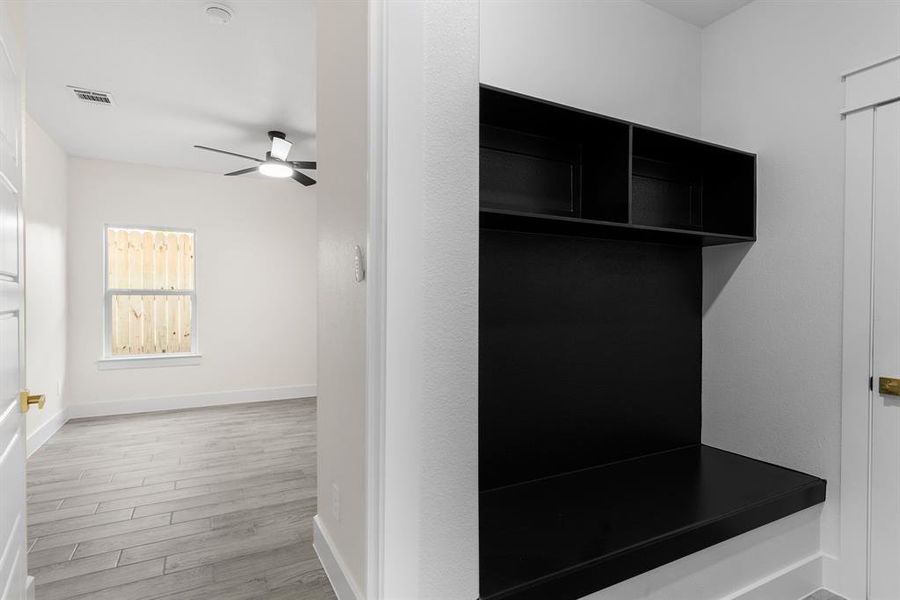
480 85 756 245
478 85 824 600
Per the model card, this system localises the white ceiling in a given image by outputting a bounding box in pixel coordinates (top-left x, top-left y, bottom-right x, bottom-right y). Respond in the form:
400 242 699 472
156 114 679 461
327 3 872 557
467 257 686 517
643 0 753 27
25 1 316 175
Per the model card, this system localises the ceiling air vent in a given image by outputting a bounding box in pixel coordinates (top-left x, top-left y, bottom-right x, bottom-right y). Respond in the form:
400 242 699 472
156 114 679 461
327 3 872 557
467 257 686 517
69 86 114 106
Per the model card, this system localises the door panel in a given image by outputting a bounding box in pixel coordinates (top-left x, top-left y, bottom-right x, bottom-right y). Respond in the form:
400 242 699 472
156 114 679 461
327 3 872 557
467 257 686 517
0 200 23 600
0 183 17 278
0 3 25 597
0 35 21 195
0 333 25 598
871 100 900 599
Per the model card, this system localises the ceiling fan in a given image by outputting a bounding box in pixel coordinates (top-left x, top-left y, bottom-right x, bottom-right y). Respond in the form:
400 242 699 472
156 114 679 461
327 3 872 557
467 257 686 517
194 131 317 186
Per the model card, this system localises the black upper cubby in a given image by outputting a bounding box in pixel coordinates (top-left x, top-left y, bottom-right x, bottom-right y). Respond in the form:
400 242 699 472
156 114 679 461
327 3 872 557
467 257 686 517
480 85 756 245
481 85 630 224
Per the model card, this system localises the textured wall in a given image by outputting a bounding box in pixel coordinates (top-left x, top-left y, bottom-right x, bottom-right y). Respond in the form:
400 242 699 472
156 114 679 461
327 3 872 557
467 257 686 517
315 0 368 594
381 1 480 598
700 0 900 559
24 115 68 442
480 0 701 137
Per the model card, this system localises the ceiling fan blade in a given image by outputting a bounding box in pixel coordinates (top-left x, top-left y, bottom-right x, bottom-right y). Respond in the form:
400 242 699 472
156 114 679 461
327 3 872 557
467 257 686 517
290 161 317 169
291 170 316 186
224 166 259 176
270 137 293 161
194 145 262 163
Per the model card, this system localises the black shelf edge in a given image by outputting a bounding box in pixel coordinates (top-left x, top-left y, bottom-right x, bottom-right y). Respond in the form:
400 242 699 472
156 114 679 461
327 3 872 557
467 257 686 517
480 84 757 159
479 445 826 600
480 208 756 247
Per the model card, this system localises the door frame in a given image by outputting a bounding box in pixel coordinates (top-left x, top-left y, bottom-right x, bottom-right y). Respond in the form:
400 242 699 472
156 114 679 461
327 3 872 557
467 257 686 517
835 52 900 600
365 1 387 597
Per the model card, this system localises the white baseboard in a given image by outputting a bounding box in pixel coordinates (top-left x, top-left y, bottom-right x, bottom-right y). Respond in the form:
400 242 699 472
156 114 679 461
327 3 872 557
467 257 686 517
579 507 823 600
822 553 863 600
725 553 823 600
67 385 316 419
26 408 69 457
314 515 364 600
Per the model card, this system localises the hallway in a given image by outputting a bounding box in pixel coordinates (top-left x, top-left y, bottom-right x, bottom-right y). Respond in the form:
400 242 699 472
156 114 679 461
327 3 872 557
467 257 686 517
24 399 334 600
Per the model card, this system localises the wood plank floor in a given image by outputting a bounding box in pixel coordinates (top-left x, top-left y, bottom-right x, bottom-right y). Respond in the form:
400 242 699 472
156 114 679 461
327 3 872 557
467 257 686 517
26 399 335 600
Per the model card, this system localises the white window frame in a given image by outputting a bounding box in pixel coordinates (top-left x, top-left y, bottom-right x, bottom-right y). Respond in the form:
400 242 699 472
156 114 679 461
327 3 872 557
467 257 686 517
98 224 200 369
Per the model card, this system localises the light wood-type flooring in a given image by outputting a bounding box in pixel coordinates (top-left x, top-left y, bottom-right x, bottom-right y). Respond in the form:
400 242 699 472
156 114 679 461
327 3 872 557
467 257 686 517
803 592 847 600
25 399 335 600
24 398 848 600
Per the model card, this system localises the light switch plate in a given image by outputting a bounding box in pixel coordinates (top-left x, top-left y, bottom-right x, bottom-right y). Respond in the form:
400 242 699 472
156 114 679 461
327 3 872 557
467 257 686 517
354 245 366 283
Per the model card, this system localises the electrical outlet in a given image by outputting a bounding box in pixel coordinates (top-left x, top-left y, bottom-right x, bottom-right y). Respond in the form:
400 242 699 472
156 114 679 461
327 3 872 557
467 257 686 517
332 483 340 522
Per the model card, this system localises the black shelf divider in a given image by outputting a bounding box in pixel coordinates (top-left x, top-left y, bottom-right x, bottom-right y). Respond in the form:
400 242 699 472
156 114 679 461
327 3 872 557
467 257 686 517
481 207 756 247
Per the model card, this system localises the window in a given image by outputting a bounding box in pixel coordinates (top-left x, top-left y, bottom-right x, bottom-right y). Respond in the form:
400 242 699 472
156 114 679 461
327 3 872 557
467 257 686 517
104 226 196 358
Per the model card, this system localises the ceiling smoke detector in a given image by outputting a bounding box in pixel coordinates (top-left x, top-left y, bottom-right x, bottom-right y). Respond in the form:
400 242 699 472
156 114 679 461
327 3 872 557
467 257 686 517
69 86 114 106
204 3 233 25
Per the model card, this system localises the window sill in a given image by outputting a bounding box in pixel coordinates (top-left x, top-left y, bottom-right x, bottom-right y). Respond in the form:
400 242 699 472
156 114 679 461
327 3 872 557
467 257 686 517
97 353 202 370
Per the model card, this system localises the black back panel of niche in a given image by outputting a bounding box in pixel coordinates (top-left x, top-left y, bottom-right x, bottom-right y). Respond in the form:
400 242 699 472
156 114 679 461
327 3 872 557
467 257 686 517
479 230 701 491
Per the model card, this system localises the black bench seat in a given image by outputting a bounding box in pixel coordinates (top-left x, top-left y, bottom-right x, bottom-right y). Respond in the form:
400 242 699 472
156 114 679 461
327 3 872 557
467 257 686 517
480 444 826 600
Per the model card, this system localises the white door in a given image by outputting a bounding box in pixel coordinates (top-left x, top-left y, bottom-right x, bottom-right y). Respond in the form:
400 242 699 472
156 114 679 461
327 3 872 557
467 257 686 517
0 5 26 599
869 98 900 599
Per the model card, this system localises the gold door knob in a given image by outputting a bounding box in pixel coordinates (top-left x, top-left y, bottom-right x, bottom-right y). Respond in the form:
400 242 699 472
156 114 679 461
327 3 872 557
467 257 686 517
879 377 900 396
19 390 45 413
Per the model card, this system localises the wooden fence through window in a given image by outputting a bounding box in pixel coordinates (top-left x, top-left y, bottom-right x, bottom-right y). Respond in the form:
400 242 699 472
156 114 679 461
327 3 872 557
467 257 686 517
107 228 194 355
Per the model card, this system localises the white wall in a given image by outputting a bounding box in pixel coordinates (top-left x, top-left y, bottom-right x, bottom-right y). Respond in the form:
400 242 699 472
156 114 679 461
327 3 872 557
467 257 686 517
23 114 68 448
381 2 480 599
65 158 317 412
315 0 368 595
700 0 900 594
480 0 701 137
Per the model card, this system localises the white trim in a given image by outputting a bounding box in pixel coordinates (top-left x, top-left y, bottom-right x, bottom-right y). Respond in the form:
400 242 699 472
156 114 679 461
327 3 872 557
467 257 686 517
106 288 194 296
96 353 202 370
25 575 33 600
841 95 900 118
575 506 824 600
0 169 18 195
314 515 364 600
365 0 388 598
831 107 874 600
841 56 900 118
841 52 900 80
26 407 68 457
723 554 823 600
67 385 316 419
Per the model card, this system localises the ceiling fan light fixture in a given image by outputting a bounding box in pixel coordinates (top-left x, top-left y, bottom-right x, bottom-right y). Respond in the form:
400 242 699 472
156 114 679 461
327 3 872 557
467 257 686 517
194 132 316 186
259 161 293 178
